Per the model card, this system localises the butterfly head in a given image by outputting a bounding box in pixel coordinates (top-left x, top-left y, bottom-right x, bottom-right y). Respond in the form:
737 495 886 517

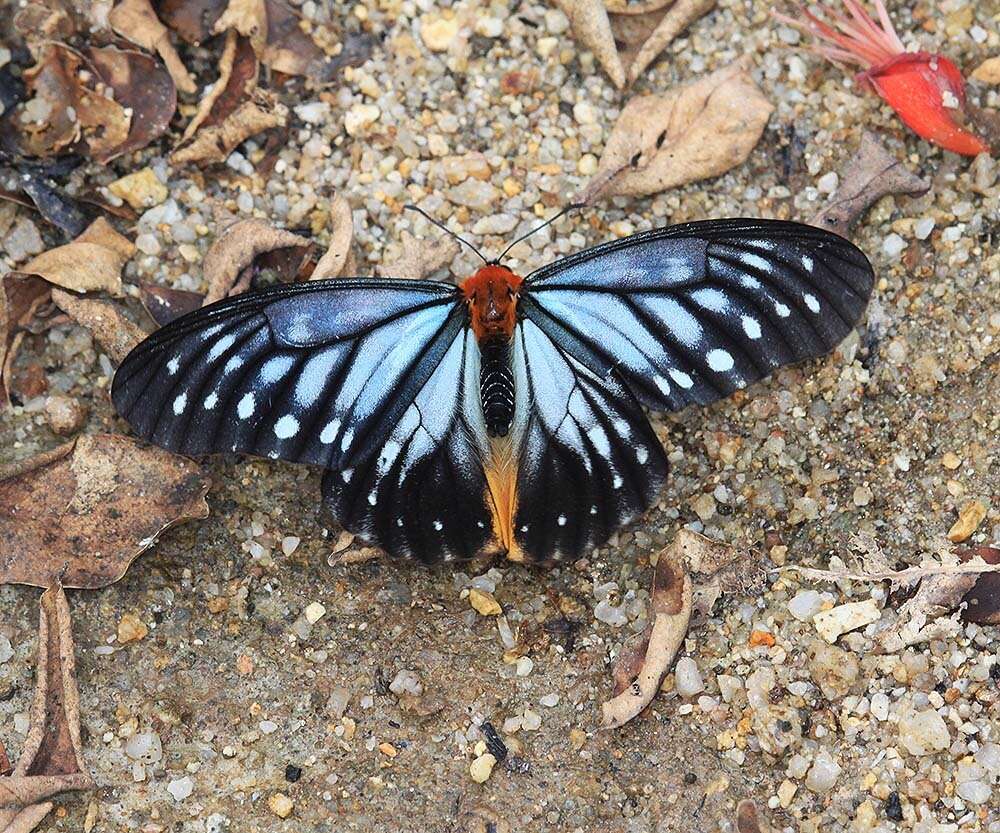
461 264 524 342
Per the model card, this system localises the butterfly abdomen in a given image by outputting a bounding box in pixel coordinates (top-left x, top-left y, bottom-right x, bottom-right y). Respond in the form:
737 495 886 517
480 337 515 437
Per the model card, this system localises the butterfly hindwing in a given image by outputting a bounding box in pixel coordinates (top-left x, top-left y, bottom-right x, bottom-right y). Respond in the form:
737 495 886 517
523 219 874 412
508 318 669 564
322 328 495 564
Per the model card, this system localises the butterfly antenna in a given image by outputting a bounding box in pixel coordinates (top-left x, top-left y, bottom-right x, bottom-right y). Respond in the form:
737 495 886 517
495 203 584 264
403 204 489 266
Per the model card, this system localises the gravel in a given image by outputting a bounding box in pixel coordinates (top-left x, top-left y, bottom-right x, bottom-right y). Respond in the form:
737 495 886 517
1 0 998 830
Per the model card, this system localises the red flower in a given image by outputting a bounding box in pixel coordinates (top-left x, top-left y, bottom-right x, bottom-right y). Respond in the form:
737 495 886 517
774 0 990 157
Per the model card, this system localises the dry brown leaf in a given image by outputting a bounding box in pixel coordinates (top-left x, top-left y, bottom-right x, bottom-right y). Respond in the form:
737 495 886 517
87 46 176 162
958 546 1000 625
579 61 773 203
13 0 76 44
212 0 333 79
375 232 460 281
49 290 146 364
12 218 133 298
311 195 355 280
735 800 772 833
684 532 766 620
0 803 54 833
17 44 131 159
559 0 715 87
555 0 625 89
156 0 227 44
610 0 717 83
109 0 196 94
0 586 93 811
171 89 287 166
201 219 312 304
600 532 692 729
139 284 205 327
0 276 51 407
0 434 209 589
810 131 929 237
181 31 259 144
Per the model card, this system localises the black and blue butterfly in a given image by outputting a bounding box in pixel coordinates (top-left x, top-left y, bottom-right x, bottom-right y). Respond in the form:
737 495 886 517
111 217 874 566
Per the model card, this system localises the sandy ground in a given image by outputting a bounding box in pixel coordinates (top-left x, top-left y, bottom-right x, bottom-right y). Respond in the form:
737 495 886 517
1 0 999 831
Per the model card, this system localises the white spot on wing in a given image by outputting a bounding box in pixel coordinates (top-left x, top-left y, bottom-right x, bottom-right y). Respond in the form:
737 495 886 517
654 375 671 396
669 368 694 389
433 520 443 531
340 427 355 453
707 349 734 372
368 490 377 506
172 392 187 414
613 475 623 490
613 419 630 438
320 418 341 445
742 316 762 340
739 251 772 272
774 301 791 317
557 515 567 526
802 254 814 271
341 468 353 482
636 446 648 464
204 392 218 410
274 414 299 439
237 392 255 419
803 293 821 313
207 333 236 362
691 287 729 312
587 425 610 458
167 356 180 375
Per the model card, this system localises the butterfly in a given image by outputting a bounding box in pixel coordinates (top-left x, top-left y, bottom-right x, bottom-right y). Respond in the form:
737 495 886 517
112 215 874 567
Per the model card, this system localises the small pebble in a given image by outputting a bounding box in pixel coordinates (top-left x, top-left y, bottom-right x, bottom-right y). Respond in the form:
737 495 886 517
469 588 502 616
304 602 327 624
813 599 881 643
0 635 13 664
268 793 294 819
470 753 497 783
515 656 534 677
166 776 194 801
816 171 838 193
804 749 842 793
788 590 824 622
521 709 542 731
947 500 987 542
897 707 951 756
539 693 560 707
882 233 906 258
674 657 705 697
117 613 148 644
914 217 936 240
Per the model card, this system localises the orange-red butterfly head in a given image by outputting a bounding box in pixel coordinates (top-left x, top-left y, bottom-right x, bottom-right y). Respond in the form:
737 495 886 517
460 264 524 343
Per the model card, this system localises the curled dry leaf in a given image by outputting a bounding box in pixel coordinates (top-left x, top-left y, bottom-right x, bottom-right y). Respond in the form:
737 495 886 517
50 289 145 365
374 232 460 281
201 219 312 304
17 44 131 160
0 275 52 407
139 283 205 326
810 131 929 237
579 61 773 203
0 586 94 814
212 0 335 80
109 0 197 94
558 0 716 87
87 46 177 162
600 532 693 729
180 31 258 145
11 217 133 297
0 434 209 589
172 89 287 166
609 0 717 84
555 0 625 89
311 195 355 280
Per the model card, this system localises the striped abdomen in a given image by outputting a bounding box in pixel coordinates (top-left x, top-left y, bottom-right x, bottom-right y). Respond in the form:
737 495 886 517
480 337 515 437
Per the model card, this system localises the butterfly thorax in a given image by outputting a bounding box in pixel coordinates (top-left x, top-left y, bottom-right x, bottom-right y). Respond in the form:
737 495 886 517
461 265 522 437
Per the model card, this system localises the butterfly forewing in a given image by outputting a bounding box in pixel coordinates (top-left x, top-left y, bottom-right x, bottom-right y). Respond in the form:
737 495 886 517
112 279 463 467
523 219 874 412
509 318 669 564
